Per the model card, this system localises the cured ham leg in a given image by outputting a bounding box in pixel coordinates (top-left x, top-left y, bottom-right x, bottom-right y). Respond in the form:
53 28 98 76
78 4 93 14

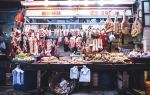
114 12 121 35
104 11 113 33
131 13 142 37
121 10 130 35
69 37 76 49
76 36 82 50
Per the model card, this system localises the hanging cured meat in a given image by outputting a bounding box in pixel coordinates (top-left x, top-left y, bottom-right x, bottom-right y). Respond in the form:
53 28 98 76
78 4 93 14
47 39 52 51
114 12 121 35
76 29 81 36
69 37 76 49
56 30 63 46
131 14 142 37
98 38 103 49
121 10 130 35
104 11 113 33
45 29 51 37
88 29 92 39
64 37 69 45
76 36 82 50
54 29 60 37
58 36 63 46
99 31 108 46
51 40 57 56
15 9 24 26
33 38 38 55
28 37 34 54
35 30 40 40
63 30 68 36
22 35 28 53
92 39 96 52
39 29 45 38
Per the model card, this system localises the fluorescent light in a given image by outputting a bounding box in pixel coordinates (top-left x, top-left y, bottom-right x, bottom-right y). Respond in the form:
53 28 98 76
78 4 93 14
45 0 48 6
84 0 88 6
68 0 72 6
25 0 34 2
99 0 104 6
114 0 118 5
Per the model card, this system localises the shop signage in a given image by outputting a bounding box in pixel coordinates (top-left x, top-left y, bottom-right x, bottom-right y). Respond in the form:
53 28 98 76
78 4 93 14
26 9 132 17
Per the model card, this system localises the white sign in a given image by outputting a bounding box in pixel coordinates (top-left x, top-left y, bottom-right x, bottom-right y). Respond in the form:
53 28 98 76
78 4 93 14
26 8 132 17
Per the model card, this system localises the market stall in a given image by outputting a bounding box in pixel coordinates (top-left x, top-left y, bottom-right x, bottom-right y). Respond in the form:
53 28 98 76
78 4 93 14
1 0 149 94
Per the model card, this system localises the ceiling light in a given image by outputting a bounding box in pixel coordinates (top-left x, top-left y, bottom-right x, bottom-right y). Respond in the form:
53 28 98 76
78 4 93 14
68 0 72 6
84 0 89 6
45 0 48 6
25 0 34 2
98 0 104 6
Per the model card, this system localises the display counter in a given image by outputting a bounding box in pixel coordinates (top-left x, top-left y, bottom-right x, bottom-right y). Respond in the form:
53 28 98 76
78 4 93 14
0 59 149 94
1 61 148 71
6 63 150 90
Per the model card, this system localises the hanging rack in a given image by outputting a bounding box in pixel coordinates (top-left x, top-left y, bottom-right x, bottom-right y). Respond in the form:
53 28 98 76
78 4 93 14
24 23 103 25
24 22 133 25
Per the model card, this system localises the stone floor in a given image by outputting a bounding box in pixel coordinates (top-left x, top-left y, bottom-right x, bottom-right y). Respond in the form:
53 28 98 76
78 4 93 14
0 86 145 95
0 90 118 95
0 87 118 95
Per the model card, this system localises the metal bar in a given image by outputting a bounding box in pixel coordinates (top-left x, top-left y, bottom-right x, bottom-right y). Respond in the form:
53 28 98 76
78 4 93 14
24 22 133 25
27 16 124 19
26 7 133 10
24 23 101 25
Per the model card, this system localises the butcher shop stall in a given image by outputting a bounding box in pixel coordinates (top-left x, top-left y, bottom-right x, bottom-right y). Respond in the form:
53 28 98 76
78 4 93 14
1 0 150 95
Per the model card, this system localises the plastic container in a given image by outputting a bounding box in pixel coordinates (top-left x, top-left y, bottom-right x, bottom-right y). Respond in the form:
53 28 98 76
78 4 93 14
13 70 37 91
145 81 150 95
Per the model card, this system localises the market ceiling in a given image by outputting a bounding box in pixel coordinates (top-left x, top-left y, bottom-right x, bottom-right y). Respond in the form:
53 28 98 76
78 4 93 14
0 0 136 8
21 0 136 7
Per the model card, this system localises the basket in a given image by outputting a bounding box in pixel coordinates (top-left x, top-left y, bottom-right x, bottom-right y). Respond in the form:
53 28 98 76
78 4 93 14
49 72 76 95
